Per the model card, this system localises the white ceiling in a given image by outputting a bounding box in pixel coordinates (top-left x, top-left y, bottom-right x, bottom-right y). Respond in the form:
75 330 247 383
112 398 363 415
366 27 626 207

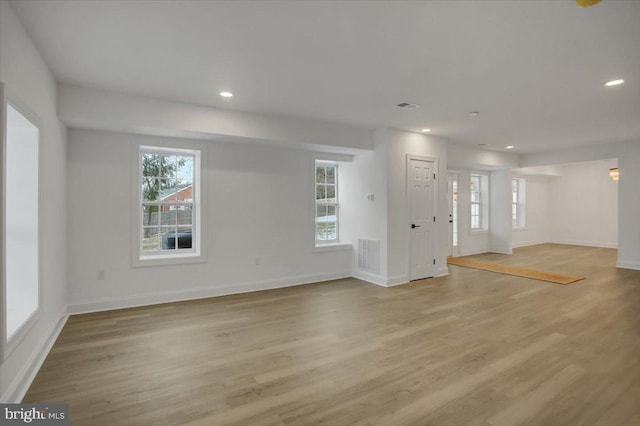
10 0 640 153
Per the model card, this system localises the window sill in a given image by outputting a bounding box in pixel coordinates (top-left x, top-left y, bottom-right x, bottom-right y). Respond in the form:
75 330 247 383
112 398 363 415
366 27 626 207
470 229 489 235
313 242 352 253
134 252 207 268
512 227 527 232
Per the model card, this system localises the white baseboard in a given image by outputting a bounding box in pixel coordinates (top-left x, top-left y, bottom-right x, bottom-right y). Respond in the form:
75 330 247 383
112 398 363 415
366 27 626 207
353 271 409 287
549 239 618 249
2 306 68 403
386 274 410 286
459 249 490 256
436 266 449 277
512 240 547 249
352 270 387 286
69 271 351 315
490 247 513 255
616 260 640 271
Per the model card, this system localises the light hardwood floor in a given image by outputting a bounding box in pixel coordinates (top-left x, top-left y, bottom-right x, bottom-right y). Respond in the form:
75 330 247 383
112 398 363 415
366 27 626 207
24 244 640 425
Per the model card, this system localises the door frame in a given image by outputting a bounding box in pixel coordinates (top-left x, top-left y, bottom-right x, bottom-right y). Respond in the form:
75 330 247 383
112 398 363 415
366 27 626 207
406 154 439 281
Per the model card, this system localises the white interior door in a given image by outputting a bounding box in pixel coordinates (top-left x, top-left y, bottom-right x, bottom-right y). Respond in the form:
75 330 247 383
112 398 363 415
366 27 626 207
408 157 436 281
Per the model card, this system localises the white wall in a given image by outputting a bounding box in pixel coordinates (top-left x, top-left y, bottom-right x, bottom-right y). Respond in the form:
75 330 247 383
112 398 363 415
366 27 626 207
511 175 550 248
340 134 388 282
489 170 512 254
0 0 68 402
617 148 640 269
547 159 618 248
66 129 354 312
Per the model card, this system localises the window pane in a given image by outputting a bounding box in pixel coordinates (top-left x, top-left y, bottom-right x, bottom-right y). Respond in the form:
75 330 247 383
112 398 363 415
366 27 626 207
161 178 177 190
177 156 194 180
316 222 328 241
160 179 178 201
161 155 177 178
142 227 161 251
471 216 479 229
177 205 193 225
176 227 193 249
326 185 336 202
326 167 335 184
327 221 337 240
142 153 160 178
160 207 177 227
175 180 193 202
471 176 480 202
316 184 325 200
316 167 325 184
471 203 479 216
142 205 159 226
316 205 328 222
160 227 177 250
327 205 336 222
142 178 160 201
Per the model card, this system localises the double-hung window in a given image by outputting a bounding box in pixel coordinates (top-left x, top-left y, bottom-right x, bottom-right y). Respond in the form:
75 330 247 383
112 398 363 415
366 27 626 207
470 174 482 230
512 178 526 229
315 160 338 244
139 146 200 259
470 173 489 231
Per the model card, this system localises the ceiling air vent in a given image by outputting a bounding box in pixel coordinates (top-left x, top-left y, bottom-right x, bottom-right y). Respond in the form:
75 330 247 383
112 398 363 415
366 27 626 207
397 102 421 110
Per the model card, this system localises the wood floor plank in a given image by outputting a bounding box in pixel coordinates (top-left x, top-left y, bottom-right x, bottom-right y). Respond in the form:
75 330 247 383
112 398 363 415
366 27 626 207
487 364 587 426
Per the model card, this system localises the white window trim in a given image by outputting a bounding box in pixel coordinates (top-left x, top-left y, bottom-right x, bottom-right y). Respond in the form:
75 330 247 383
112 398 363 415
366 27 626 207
315 159 339 246
470 172 490 234
1 92 44 360
311 153 353 251
312 242 352 252
132 143 207 267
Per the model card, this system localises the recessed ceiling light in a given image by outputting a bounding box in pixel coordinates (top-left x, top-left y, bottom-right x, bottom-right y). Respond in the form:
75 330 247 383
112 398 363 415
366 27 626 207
605 79 624 87
220 91 233 98
421 128 431 133
506 145 515 149
468 111 480 117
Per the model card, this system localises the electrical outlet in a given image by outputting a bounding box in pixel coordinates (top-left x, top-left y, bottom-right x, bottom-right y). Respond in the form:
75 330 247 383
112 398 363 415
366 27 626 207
97 270 106 280
254 257 261 266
